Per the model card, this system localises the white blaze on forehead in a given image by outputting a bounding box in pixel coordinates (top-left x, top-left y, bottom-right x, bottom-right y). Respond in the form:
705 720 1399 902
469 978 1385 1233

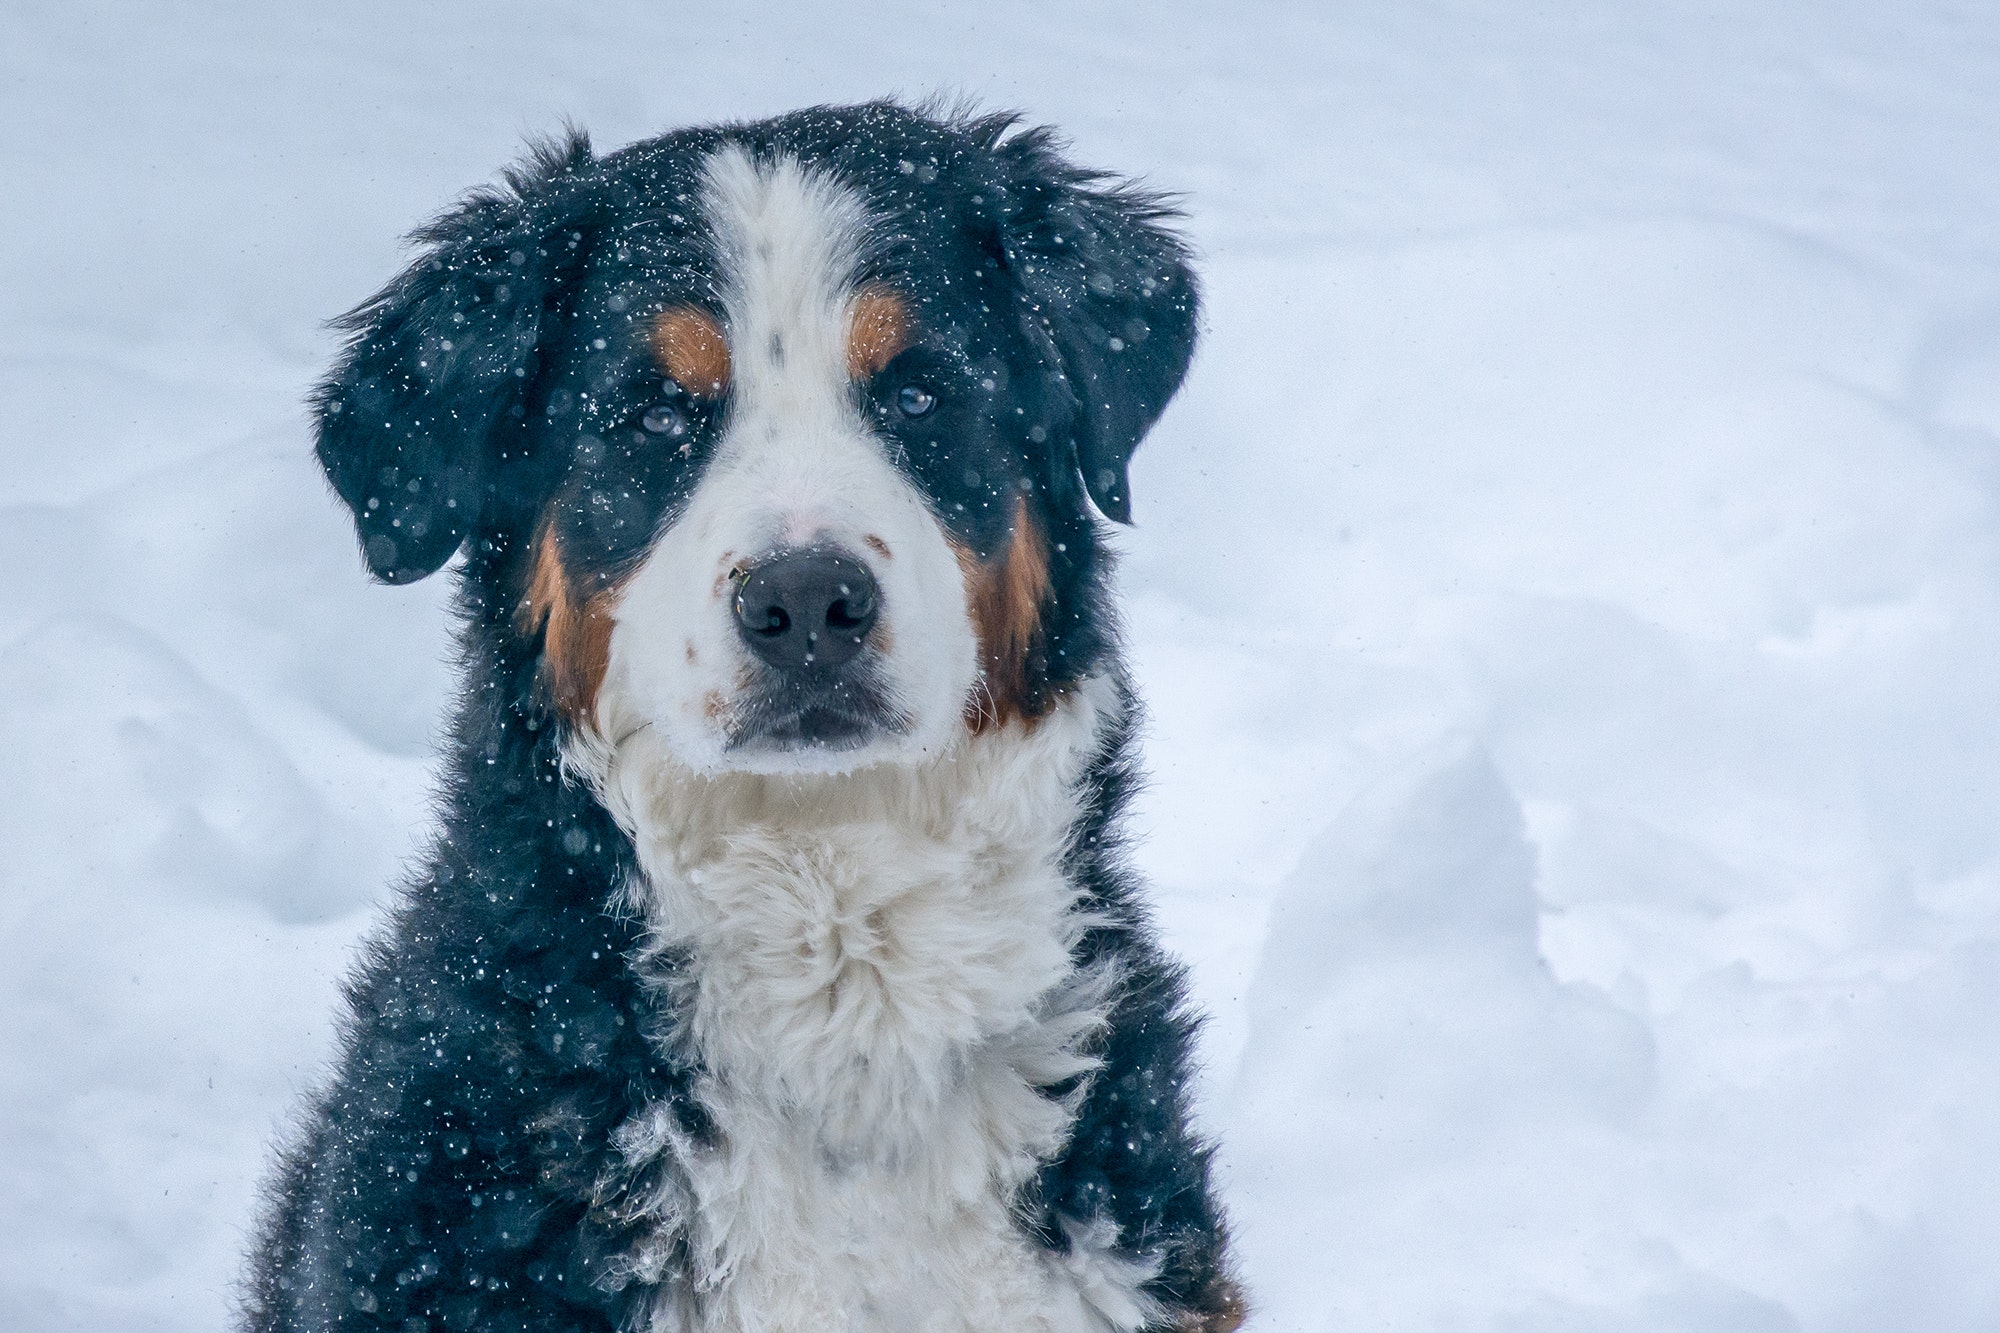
701 144 868 431
695 146 916 550
589 146 978 775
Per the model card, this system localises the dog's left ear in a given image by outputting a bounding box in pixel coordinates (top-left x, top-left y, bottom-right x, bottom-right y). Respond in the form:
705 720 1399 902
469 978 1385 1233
996 128 1199 524
313 133 595 583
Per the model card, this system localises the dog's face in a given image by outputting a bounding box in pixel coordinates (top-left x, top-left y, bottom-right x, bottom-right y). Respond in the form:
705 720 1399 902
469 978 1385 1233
313 104 1196 774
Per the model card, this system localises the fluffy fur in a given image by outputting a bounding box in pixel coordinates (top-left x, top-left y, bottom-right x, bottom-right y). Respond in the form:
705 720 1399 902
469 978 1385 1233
244 101 1242 1333
588 676 1138 1331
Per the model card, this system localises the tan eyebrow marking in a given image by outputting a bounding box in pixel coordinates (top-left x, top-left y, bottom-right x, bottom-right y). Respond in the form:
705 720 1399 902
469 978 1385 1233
846 285 912 380
649 306 731 395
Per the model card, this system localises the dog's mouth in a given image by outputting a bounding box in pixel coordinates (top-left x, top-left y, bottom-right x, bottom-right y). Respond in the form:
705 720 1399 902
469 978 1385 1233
723 667 910 755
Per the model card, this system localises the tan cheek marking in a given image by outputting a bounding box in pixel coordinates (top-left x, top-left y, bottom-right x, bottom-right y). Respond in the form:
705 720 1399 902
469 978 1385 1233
959 496 1052 734
650 306 731 395
846 285 912 380
518 527 620 726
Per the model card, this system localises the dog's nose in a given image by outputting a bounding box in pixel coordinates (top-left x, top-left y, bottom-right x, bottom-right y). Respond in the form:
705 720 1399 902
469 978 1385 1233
732 550 880 670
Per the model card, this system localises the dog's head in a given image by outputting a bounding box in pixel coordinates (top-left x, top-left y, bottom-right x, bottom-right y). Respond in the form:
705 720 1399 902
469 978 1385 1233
314 103 1196 774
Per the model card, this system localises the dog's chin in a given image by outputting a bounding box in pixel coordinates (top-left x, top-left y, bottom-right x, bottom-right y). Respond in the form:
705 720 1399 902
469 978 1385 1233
719 727 912 777
717 687 921 777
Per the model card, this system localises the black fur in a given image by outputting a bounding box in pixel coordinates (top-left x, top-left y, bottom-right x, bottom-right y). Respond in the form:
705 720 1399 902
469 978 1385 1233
246 102 1236 1331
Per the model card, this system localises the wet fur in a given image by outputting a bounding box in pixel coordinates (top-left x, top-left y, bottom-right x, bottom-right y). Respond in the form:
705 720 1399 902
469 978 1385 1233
246 101 1240 1332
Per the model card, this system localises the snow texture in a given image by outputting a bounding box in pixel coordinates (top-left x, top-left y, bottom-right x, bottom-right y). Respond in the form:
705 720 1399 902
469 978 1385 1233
3 2 1997 1329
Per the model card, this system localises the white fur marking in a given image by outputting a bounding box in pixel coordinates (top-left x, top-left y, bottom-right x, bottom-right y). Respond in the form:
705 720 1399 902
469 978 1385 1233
1057 1216 1168 1331
572 677 1154 1332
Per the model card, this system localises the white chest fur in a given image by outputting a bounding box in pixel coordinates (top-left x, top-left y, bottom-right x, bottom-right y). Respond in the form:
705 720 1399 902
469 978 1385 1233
577 680 1161 1333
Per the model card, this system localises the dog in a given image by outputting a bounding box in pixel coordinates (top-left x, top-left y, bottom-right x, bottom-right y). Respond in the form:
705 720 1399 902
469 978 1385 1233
243 101 1243 1333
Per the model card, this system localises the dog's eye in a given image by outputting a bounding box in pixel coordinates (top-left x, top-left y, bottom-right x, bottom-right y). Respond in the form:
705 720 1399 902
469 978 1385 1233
641 401 689 439
896 384 937 419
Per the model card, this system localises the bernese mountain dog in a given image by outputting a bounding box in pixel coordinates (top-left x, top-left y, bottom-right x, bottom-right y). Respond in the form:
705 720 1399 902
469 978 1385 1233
244 100 1243 1333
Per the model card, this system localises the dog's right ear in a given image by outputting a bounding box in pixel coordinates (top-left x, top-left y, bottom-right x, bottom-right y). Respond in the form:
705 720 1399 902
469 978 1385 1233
313 133 595 584
986 121 1199 527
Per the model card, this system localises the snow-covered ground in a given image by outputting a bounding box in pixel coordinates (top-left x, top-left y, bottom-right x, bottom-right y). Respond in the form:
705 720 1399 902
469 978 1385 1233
4 3 1998 1329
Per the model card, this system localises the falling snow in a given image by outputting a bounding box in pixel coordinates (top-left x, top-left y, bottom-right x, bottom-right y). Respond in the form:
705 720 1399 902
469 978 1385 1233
3 3 1999 1331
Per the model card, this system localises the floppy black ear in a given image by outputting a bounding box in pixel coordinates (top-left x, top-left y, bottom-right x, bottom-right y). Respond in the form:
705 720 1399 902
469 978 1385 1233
996 127 1199 524
313 133 595 583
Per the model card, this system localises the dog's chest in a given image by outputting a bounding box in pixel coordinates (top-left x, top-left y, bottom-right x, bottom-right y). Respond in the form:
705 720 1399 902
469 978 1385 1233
594 709 1133 1332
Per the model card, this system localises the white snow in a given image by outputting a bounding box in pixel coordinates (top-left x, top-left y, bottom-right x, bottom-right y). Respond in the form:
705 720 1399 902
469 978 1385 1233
3 2 1997 1329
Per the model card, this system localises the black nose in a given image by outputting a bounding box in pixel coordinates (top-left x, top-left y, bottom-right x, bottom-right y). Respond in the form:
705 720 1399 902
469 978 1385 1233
732 549 881 670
